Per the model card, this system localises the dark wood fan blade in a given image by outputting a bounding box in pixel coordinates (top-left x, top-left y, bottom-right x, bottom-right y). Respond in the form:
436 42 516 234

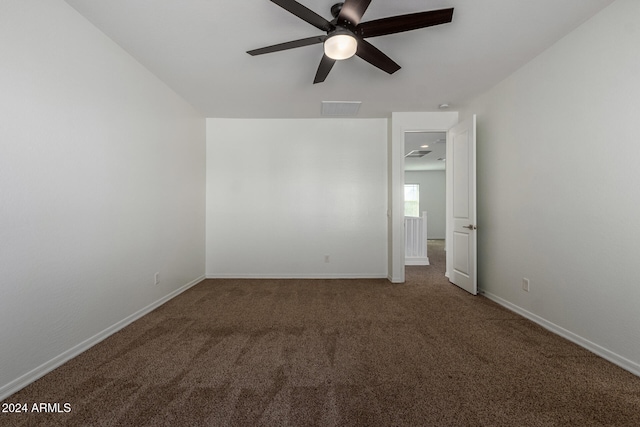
247 35 326 56
337 0 372 27
355 38 400 74
313 54 336 84
357 8 454 38
271 0 333 31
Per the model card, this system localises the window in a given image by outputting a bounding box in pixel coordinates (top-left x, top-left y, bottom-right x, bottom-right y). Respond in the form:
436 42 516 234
404 184 420 217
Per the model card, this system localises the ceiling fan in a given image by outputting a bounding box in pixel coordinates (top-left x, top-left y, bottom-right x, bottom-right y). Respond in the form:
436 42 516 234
247 0 454 84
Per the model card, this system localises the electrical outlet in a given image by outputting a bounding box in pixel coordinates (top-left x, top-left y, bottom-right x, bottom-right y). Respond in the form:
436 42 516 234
154 272 160 286
324 255 330 263
522 278 530 292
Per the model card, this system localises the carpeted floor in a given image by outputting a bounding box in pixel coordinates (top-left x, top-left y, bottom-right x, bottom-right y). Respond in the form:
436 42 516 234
2 241 640 426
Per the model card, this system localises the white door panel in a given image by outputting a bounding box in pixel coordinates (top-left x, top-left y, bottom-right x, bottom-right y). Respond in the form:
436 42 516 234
447 116 477 295
453 231 470 275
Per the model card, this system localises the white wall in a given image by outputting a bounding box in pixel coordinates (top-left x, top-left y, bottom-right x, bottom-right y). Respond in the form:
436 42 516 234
404 171 446 239
0 0 206 399
207 119 388 278
460 0 640 374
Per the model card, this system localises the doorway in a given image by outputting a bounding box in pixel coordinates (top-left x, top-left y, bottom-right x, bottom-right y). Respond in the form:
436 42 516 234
404 131 447 240
389 113 477 293
388 112 458 283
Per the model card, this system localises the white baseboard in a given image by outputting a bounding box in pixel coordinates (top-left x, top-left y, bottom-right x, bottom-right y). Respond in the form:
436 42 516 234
205 273 388 279
405 257 430 266
388 274 403 283
0 275 205 401
481 290 640 378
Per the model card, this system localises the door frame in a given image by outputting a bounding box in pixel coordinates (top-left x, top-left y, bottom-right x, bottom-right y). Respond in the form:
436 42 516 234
389 112 459 283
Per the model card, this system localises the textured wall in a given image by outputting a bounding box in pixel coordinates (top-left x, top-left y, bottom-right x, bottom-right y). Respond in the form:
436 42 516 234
206 118 388 278
0 0 206 397
461 0 640 374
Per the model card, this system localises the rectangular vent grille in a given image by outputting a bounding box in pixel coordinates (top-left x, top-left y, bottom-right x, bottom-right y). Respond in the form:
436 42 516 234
321 101 361 117
405 150 432 158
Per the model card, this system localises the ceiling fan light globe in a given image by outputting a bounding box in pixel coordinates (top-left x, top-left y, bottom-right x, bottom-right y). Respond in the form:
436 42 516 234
324 34 357 60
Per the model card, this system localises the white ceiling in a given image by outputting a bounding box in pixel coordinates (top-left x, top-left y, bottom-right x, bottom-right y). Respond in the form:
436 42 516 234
64 0 614 118
404 131 447 171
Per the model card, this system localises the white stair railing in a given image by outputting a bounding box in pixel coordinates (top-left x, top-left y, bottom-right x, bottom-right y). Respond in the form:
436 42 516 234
405 211 429 265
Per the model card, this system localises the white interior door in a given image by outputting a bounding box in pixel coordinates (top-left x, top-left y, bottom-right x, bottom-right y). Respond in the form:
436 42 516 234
446 115 477 295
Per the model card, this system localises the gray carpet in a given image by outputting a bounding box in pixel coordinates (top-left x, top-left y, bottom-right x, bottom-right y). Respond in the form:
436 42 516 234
2 241 640 426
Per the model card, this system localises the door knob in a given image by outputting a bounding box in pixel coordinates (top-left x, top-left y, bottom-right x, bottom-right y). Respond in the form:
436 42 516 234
463 224 477 230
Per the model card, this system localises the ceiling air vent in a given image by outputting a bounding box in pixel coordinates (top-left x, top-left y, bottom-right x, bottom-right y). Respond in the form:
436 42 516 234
321 101 361 117
405 150 432 158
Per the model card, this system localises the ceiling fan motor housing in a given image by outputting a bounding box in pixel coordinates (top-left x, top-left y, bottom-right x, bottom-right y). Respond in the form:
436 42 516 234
330 3 344 19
